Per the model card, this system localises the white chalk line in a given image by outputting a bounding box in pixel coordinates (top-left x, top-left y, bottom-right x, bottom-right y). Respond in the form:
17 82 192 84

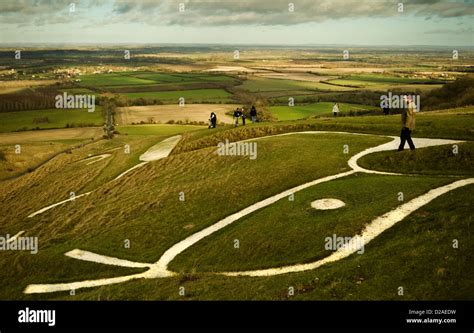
27 192 92 218
114 162 149 180
26 135 182 218
23 132 466 293
222 178 474 277
65 249 151 268
83 154 111 165
7 230 25 244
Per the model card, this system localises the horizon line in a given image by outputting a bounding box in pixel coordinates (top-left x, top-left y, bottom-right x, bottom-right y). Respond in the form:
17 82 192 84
1 42 473 49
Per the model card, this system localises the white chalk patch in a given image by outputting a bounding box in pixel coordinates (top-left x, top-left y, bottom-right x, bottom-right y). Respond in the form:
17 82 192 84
114 135 181 180
139 135 181 162
311 198 345 210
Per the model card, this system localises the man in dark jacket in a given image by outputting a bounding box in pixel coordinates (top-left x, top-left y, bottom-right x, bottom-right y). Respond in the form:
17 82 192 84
233 108 241 127
210 112 217 128
250 105 257 123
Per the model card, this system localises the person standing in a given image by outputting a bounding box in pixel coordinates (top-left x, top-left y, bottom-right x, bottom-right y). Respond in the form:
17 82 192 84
233 108 241 127
210 112 217 128
250 105 257 123
241 108 246 126
332 103 340 117
398 95 416 151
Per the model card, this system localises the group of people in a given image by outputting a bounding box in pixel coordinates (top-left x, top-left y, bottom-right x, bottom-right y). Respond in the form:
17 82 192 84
209 98 416 151
208 105 258 129
234 105 257 126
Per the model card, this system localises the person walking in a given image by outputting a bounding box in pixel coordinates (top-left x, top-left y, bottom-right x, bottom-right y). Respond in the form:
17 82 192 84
398 95 416 151
210 112 217 128
233 108 241 127
332 103 340 117
250 105 257 123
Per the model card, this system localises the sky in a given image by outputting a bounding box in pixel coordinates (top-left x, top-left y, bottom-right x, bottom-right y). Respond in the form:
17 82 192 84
0 0 473 46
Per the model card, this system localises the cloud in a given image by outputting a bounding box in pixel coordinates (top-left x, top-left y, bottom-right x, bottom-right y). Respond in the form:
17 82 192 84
107 0 474 26
0 0 473 27
425 26 474 34
0 0 103 25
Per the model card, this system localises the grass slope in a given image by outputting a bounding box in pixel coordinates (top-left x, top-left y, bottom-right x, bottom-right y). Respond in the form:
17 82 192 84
0 107 103 133
268 102 377 121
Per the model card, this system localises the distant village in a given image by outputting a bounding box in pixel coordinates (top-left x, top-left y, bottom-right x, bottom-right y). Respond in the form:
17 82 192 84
0 66 139 81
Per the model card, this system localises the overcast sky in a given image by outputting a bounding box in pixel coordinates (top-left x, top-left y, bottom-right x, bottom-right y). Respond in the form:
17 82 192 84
0 0 473 46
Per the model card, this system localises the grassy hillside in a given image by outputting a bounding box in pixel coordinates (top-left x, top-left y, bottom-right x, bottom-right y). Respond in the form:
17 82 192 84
268 102 377 120
170 174 454 272
172 106 474 154
0 107 103 133
0 133 389 299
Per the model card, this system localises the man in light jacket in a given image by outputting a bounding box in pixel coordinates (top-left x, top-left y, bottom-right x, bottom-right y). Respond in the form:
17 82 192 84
332 103 340 117
398 95 416 151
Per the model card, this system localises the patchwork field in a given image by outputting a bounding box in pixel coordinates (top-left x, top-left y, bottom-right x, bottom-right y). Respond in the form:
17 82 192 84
116 104 237 125
239 77 355 92
0 79 58 94
121 89 232 103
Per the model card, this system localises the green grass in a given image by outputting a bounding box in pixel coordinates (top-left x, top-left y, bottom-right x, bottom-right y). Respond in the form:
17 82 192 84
268 102 378 121
61 88 95 94
117 124 205 136
0 133 388 299
359 141 474 176
132 73 199 83
0 130 474 300
170 174 454 272
194 75 236 82
172 107 474 155
0 107 103 132
56 183 472 300
329 74 441 86
0 106 472 300
121 89 232 103
239 77 354 92
327 79 382 87
131 73 235 84
79 74 156 87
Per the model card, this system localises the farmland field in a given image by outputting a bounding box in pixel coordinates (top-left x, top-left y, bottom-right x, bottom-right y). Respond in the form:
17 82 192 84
79 74 156 86
268 102 378 120
121 89 233 103
116 104 237 125
239 77 355 92
0 108 103 133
